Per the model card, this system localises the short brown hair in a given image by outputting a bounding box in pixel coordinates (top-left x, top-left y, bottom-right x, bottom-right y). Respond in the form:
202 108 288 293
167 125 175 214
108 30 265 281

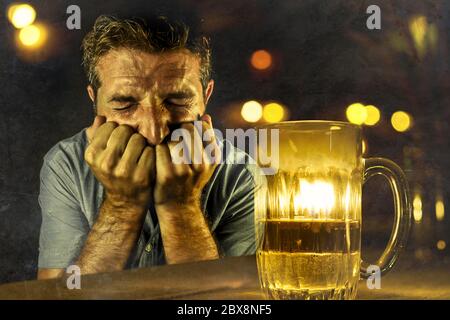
81 15 212 95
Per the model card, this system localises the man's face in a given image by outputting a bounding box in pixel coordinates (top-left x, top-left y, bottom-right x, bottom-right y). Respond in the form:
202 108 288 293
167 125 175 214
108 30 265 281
90 48 212 146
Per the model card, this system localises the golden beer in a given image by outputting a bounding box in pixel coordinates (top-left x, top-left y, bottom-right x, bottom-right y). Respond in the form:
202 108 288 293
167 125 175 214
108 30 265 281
257 219 360 300
253 121 411 300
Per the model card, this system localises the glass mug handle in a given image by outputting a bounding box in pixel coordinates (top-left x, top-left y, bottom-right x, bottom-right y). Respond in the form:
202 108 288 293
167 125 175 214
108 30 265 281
360 157 412 278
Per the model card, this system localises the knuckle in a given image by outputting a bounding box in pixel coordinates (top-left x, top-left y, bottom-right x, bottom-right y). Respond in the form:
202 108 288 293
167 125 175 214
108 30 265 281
100 156 115 172
178 169 193 178
84 147 95 163
130 133 145 145
116 124 134 135
105 122 118 130
113 165 129 179
194 163 206 172
158 173 171 184
133 173 147 185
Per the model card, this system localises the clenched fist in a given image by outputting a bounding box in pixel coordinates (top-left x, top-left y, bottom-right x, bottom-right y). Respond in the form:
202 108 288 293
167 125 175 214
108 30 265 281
85 116 156 209
153 114 222 209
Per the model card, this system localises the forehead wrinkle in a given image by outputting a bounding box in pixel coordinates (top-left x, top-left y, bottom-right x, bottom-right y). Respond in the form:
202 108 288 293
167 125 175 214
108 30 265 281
98 49 203 96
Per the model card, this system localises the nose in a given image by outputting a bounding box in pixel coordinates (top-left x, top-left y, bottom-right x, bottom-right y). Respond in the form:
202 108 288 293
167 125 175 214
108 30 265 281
137 107 171 146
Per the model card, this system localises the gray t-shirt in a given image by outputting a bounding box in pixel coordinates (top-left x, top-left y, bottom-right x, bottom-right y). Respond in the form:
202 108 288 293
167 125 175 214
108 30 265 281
38 128 257 269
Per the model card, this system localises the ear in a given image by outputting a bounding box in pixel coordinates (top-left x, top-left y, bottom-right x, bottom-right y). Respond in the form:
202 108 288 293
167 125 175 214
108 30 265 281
87 85 96 103
204 79 214 106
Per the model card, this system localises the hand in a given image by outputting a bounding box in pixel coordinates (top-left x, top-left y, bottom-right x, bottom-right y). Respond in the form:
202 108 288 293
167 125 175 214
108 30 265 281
85 116 156 209
153 114 221 209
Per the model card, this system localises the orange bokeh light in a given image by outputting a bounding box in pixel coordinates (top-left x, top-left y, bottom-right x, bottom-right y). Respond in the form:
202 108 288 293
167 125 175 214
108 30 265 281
250 50 272 70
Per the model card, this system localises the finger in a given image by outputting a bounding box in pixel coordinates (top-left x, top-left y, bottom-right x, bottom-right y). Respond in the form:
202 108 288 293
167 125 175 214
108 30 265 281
199 118 217 144
170 124 194 164
199 119 221 165
136 146 156 182
155 144 173 182
167 140 191 176
122 133 147 164
106 124 135 156
181 122 203 167
86 115 106 144
89 121 118 151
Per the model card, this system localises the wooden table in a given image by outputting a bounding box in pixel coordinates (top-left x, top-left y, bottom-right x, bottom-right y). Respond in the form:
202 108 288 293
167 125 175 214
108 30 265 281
0 254 449 299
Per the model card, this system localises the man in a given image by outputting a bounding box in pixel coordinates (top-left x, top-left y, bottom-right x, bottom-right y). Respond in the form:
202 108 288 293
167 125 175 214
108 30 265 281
37 15 257 279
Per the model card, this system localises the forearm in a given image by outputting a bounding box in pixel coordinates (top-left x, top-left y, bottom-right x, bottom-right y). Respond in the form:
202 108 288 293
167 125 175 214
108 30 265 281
76 198 146 274
156 203 219 264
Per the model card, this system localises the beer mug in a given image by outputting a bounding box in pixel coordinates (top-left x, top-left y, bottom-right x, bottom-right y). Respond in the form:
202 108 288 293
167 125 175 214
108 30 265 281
253 121 411 300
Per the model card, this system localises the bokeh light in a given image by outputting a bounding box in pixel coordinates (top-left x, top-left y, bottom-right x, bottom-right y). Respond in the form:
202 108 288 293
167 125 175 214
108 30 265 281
413 193 423 223
391 111 412 132
364 105 381 126
18 24 47 48
437 240 446 251
250 50 272 70
241 100 263 123
346 103 367 125
8 3 36 29
436 199 445 222
409 16 428 58
263 102 285 123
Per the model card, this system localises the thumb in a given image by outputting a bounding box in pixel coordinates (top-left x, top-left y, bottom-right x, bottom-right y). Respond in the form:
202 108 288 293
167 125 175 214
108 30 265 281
86 115 106 143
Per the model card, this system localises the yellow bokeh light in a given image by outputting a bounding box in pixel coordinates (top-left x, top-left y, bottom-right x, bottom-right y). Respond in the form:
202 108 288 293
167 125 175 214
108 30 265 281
436 200 445 222
241 100 263 123
364 105 381 126
346 103 367 125
8 4 36 29
391 111 412 132
263 103 285 123
7 4 19 20
437 240 446 251
250 50 272 70
413 194 422 223
409 16 428 58
18 24 45 47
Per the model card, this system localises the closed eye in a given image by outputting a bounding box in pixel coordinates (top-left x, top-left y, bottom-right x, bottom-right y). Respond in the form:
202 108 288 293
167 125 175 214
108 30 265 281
109 95 139 110
164 98 191 107
113 103 138 111
163 90 195 107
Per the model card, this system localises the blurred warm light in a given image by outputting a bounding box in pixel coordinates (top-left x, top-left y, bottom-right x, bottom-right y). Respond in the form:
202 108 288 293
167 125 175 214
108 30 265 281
391 111 412 132
18 24 47 48
362 139 367 155
250 50 272 70
437 240 446 251
293 180 335 216
8 3 36 29
241 100 263 123
263 103 285 123
364 105 381 126
409 16 428 58
436 199 445 222
413 194 423 223
346 103 367 125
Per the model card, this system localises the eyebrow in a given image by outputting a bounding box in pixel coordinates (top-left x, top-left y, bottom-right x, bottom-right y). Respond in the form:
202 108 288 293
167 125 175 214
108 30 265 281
108 95 138 103
107 87 196 104
164 89 195 100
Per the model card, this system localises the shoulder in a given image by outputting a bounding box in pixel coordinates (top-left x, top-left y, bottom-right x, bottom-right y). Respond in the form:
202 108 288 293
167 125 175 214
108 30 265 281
42 128 87 168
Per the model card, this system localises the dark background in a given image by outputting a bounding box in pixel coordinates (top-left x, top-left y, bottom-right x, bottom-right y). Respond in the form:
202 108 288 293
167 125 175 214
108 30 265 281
0 0 449 284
